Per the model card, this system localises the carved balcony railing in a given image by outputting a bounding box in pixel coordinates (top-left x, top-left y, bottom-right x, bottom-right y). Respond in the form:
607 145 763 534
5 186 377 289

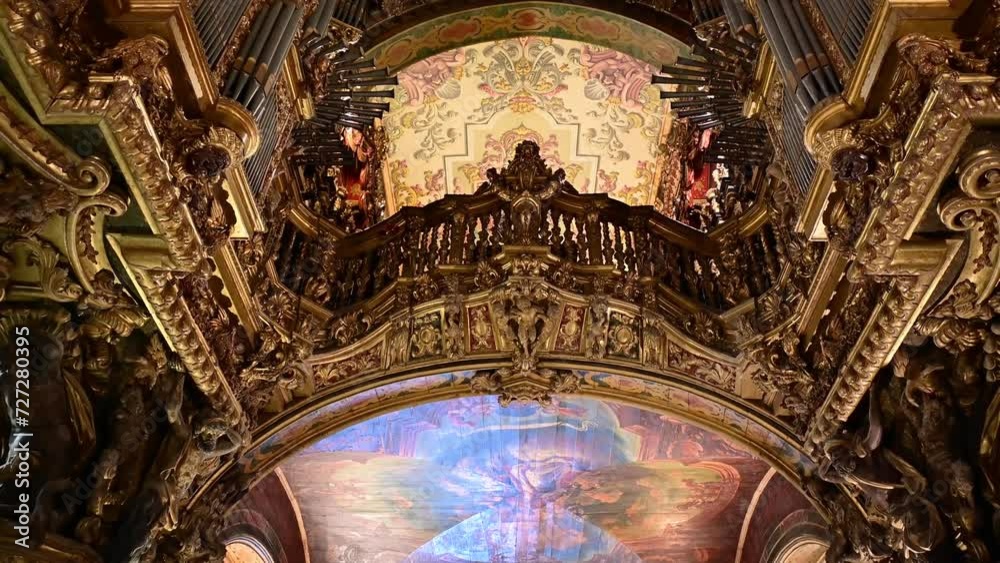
272 142 788 331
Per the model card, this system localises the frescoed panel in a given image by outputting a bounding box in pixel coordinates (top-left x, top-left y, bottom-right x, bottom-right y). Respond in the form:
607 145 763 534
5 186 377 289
277 395 795 562
370 3 689 71
380 35 678 212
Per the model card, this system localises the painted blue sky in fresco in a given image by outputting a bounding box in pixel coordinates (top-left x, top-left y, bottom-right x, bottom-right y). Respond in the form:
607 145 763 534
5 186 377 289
280 396 774 563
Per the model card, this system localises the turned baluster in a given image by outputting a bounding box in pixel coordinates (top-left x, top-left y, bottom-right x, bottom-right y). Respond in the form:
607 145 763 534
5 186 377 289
566 216 591 264
345 259 360 303
624 226 638 274
460 215 474 263
649 239 663 281
472 215 485 260
426 224 440 271
663 244 682 291
489 208 502 250
699 255 721 308
357 253 373 301
601 221 615 266
437 223 451 265
547 208 559 256
402 227 417 278
613 225 627 271
540 208 553 250
566 216 580 263
373 246 388 293
415 228 428 275
448 213 465 264
328 258 342 307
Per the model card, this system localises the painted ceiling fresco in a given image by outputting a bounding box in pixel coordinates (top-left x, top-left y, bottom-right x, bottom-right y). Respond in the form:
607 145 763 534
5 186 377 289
278 395 781 563
379 37 677 212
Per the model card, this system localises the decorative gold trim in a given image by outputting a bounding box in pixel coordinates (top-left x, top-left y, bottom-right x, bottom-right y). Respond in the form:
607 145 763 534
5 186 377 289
0 81 111 196
805 239 961 449
799 0 973 237
108 233 243 420
213 241 262 339
103 0 219 112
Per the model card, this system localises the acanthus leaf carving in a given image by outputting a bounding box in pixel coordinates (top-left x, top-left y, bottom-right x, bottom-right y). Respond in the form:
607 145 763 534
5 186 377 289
470 368 581 407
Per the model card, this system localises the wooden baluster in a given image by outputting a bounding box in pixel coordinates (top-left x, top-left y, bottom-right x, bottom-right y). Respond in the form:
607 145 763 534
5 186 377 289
550 208 563 257
328 258 341 307
462 215 475 263
496 208 509 251
438 223 451 265
681 249 699 299
479 213 489 258
543 205 554 246
427 225 440 271
572 214 593 264
660 244 675 291
624 226 638 274
348 259 360 304
567 216 580 263
359 252 374 301
613 225 626 271
649 239 663 281
580 215 593 264
448 213 465 264
699 255 719 308
372 246 386 293
414 229 425 274
601 221 614 265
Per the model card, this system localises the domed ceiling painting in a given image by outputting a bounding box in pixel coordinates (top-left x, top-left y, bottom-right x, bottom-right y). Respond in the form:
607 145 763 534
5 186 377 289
278 395 783 562
380 37 676 212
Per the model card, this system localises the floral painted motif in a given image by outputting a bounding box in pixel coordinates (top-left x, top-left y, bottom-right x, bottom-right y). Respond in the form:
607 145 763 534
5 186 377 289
471 38 575 122
379 36 677 211
369 3 689 71
388 160 446 209
578 44 666 158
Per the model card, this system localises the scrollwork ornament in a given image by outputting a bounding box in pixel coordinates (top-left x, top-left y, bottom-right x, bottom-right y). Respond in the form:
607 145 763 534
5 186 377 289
585 295 609 360
443 295 465 359
470 368 581 406
939 147 1000 301
4 237 84 302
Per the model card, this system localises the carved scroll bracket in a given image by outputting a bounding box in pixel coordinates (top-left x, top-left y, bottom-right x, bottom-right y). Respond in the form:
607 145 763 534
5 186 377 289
470 368 582 407
940 147 1000 305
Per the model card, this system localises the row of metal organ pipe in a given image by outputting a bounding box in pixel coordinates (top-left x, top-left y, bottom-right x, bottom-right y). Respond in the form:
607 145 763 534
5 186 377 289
192 0 366 195
719 0 870 193
191 0 871 197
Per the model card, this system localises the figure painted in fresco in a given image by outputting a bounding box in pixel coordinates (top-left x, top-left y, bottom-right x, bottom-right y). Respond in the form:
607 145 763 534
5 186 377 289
279 396 768 563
